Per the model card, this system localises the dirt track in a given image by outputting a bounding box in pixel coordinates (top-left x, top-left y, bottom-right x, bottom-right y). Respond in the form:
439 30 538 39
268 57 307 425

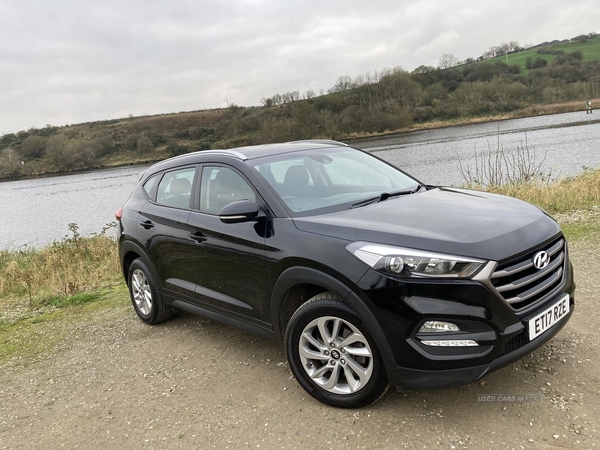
1 239 598 450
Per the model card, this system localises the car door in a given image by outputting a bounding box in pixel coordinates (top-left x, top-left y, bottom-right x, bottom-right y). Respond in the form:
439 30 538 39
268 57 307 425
185 165 270 325
138 166 196 295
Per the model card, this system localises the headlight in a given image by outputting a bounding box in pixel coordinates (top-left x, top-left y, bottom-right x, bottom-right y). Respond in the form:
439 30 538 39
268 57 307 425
346 241 485 278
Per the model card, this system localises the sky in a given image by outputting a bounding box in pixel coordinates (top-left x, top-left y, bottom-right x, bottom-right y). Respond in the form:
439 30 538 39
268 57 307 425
1 0 599 135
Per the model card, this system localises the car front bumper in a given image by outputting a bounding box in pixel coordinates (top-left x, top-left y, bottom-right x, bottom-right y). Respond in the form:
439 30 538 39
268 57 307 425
355 260 575 389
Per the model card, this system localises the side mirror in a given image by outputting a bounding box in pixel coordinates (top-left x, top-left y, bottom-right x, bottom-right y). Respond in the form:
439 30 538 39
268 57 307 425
219 200 265 224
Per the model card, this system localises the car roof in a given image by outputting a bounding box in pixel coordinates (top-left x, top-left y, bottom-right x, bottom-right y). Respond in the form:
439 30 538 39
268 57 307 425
147 140 349 173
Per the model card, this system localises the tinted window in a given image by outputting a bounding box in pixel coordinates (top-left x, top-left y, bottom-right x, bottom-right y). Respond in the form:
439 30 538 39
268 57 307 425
155 167 196 209
200 166 256 214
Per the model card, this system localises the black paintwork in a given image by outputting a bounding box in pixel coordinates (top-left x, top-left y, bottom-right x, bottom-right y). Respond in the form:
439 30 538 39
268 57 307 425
117 141 575 389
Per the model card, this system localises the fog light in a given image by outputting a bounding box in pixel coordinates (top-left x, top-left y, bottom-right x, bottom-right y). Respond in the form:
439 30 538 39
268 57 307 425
419 321 460 333
421 340 479 347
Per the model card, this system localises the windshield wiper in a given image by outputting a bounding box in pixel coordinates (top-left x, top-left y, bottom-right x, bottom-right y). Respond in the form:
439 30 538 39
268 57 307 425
350 185 423 209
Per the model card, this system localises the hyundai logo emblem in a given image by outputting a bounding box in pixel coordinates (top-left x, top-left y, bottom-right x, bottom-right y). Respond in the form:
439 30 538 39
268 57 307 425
533 251 550 270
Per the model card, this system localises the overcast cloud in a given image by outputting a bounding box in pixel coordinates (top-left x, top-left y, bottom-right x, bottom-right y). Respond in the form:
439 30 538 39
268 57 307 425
1 0 599 134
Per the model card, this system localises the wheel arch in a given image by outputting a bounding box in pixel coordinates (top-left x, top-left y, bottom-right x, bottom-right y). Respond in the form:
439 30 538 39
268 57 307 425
119 240 157 287
271 267 395 374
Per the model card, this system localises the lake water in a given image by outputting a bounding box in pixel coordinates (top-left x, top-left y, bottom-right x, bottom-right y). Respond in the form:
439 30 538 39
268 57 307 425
1 111 599 249
350 111 600 186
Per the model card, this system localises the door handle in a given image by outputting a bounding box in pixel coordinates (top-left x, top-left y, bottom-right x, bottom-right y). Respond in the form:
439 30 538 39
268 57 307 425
189 232 207 243
139 220 154 229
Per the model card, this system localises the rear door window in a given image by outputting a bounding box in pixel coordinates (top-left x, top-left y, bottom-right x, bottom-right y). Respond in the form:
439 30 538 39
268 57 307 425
155 167 196 209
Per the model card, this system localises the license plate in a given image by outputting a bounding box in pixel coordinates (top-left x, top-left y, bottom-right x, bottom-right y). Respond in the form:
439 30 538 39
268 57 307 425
528 294 570 341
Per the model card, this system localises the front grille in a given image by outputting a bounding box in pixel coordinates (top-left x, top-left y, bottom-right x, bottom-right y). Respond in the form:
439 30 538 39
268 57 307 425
491 237 565 310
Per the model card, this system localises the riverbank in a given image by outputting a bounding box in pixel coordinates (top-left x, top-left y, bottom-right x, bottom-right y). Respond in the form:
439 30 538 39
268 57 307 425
2 99 599 182
345 98 600 142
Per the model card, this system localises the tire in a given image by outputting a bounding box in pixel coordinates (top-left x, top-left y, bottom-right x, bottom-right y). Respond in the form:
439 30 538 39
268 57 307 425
285 293 389 408
127 259 173 325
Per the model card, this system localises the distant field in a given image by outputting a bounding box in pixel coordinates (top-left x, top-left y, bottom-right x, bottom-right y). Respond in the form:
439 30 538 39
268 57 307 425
473 36 600 71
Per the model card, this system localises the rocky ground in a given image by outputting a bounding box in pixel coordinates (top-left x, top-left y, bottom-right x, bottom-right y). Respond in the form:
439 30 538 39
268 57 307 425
0 239 598 450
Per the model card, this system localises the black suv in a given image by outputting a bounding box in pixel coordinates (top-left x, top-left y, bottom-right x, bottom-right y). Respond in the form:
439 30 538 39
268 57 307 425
116 140 574 408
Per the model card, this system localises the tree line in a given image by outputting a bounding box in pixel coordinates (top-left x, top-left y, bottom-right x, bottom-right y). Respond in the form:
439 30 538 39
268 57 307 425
1 33 599 180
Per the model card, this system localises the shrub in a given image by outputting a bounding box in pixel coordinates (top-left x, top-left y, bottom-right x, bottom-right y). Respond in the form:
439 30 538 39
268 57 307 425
166 141 191 157
189 127 215 140
173 130 190 139
20 136 48 160
571 50 583 61
136 135 154 154
525 56 533 70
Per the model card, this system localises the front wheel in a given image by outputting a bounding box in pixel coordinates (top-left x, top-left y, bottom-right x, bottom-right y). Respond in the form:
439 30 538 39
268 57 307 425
285 293 389 408
127 259 172 325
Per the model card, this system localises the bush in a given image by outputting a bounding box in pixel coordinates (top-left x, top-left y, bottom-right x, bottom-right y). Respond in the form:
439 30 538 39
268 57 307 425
196 141 212 151
532 58 548 69
20 136 48 160
0 148 23 178
136 135 154 154
537 48 565 56
29 126 59 137
91 135 115 156
0 133 19 150
412 106 433 122
166 141 191 157
189 127 215 140
173 130 189 139
571 50 583 61
525 56 533 70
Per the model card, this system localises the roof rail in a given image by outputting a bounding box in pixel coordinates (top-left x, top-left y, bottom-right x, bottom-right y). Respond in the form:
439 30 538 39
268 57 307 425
165 149 248 162
200 150 248 160
289 139 348 147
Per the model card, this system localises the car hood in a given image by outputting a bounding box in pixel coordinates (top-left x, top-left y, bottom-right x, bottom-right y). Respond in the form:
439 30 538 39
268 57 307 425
291 188 561 262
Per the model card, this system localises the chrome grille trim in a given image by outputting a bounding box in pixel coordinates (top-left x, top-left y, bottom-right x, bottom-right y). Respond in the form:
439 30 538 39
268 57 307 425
504 267 563 304
496 251 564 293
490 237 566 310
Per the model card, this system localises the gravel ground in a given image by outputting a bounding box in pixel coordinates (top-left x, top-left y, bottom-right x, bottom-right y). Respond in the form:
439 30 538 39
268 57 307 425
0 240 598 450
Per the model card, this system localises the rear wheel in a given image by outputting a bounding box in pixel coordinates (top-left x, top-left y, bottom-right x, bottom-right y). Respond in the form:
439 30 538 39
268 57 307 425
285 293 389 408
127 259 172 324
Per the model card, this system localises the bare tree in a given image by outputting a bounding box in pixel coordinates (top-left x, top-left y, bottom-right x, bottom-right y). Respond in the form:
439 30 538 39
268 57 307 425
438 53 460 69
327 75 354 93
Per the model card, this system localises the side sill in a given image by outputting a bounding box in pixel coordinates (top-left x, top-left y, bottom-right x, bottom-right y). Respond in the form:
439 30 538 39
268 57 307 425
171 299 281 345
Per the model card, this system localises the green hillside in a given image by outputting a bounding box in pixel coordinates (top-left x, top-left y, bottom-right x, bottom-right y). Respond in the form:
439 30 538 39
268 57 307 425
474 34 600 71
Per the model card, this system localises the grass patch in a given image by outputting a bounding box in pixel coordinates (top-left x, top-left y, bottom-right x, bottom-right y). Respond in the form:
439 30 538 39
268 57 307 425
0 285 130 363
561 220 600 241
46 290 107 308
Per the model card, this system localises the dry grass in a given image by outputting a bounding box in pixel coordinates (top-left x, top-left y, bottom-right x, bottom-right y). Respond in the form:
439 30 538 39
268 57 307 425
0 224 121 310
513 99 600 118
487 167 600 214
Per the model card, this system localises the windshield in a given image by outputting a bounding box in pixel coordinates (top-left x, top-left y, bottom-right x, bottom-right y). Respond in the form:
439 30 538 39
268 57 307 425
252 146 420 215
